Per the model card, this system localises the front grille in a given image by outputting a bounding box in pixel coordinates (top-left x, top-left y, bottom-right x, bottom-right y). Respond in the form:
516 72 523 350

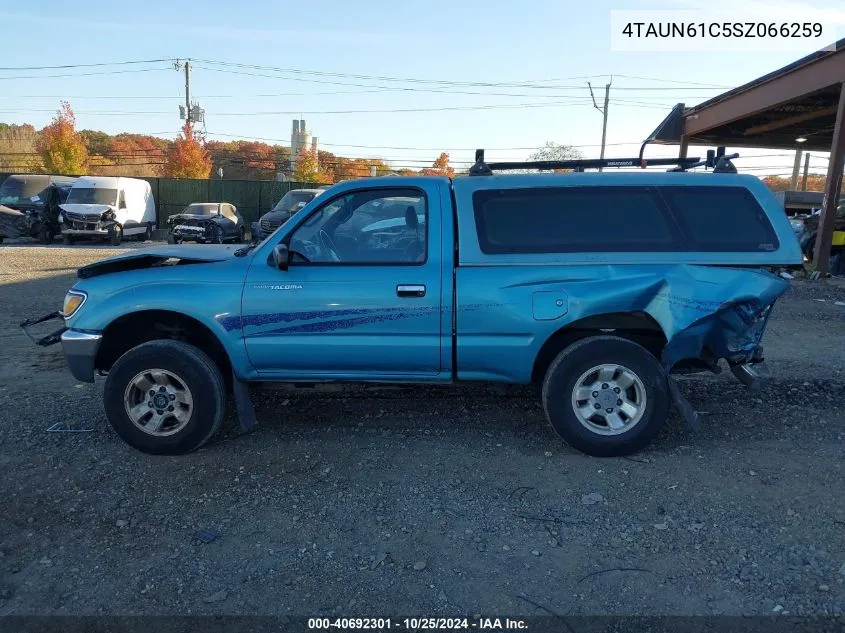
71 221 99 231
260 218 282 232
66 211 100 223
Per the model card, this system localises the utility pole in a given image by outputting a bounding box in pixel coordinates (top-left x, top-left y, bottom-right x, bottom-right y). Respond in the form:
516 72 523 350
790 148 803 189
588 77 612 171
174 59 203 128
184 60 192 127
801 153 810 190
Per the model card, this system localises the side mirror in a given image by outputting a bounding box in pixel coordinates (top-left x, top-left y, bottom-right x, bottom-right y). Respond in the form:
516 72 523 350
272 243 289 271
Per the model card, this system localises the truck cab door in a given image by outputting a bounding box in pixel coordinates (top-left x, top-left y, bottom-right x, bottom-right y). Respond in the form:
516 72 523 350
241 183 444 379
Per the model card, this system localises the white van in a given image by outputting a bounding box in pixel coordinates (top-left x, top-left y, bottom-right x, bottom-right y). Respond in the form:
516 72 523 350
59 176 156 245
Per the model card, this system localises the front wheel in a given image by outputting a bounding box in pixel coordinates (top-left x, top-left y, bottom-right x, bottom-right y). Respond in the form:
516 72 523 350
103 340 227 455
108 223 123 246
210 225 223 244
38 226 54 244
541 335 669 457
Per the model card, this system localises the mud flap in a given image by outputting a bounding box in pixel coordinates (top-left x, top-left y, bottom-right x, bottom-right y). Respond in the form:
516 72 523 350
232 370 257 432
666 375 701 432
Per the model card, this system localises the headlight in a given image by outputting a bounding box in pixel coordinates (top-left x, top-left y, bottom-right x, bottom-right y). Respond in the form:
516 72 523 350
62 290 87 318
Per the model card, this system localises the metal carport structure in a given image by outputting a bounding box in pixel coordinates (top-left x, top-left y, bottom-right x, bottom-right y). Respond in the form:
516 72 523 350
644 39 845 274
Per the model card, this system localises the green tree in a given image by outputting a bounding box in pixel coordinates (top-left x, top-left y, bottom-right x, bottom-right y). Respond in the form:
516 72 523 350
529 141 583 162
0 123 43 172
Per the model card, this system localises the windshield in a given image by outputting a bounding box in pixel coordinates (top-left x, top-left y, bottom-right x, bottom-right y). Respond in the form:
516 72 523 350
271 191 317 213
66 187 118 205
0 175 50 205
183 203 220 215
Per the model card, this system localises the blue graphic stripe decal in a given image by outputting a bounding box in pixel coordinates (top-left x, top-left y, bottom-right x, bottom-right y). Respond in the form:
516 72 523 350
217 303 500 334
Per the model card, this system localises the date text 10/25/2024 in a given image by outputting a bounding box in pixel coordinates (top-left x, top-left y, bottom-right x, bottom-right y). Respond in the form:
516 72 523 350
308 618 528 630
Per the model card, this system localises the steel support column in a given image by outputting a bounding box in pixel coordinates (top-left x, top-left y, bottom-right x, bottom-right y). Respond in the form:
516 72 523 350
678 136 689 159
812 83 845 274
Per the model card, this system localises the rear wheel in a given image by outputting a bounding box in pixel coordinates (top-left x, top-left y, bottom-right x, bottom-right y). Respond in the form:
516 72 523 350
237 226 246 243
137 223 152 242
109 223 123 246
103 340 226 455
541 335 669 457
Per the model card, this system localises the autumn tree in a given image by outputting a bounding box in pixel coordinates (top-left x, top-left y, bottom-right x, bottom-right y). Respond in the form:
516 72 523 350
421 152 455 177
0 123 43 172
37 102 88 175
164 123 211 179
208 140 283 180
293 148 332 184
762 174 831 193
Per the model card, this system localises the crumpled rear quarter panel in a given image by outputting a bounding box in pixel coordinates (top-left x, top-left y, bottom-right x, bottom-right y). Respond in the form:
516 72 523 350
455 263 788 382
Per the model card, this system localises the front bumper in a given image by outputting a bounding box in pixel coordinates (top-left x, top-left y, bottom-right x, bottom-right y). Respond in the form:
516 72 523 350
171 224 210 241
20 311 102 382
61 330 102 383
61 227 110 236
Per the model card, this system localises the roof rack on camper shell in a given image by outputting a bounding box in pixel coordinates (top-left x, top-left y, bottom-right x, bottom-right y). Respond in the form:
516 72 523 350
468 146 739 176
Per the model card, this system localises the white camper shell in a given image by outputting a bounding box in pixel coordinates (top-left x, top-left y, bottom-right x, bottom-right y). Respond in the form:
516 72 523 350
59 176 156 245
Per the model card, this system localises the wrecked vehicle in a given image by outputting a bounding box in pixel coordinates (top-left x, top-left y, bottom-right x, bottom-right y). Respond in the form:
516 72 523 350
252 188 325 241
797 203 845 274
59 176 156 245
166 202 245 244
21 149 802 457
0 174 75 244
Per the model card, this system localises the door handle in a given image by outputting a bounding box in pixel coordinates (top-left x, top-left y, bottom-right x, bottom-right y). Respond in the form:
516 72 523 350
397 284 426 297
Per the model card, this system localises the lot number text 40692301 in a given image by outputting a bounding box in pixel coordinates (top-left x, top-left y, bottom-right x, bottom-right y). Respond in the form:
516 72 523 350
307 617 528 630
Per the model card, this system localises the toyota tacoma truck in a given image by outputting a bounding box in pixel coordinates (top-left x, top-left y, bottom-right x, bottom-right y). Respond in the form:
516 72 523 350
21 150 802 457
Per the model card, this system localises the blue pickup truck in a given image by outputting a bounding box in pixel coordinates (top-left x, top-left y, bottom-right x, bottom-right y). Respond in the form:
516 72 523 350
22 151 802 457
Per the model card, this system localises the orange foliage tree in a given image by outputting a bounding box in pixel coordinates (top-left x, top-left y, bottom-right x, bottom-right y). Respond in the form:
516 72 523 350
164 123 211 179
37 102 88 175
421 152 455 177
294 148 332 184
762 174 829 193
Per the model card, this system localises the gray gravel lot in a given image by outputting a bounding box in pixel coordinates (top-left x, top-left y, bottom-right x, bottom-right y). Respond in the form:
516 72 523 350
0 243 844 617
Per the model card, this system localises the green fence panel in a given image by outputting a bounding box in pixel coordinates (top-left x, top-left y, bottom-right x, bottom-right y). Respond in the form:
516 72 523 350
0 171 324 228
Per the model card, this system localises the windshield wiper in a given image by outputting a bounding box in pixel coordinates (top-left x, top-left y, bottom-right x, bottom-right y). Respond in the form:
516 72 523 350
234 241 259 257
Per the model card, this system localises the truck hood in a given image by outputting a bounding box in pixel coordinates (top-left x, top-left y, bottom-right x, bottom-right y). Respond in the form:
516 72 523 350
60 203 115 216
77 244 239 279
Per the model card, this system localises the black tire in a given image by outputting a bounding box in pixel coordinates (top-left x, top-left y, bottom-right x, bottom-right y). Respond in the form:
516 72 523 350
62 234 75 245
38 226 54 244
166 232 179 245
541 335 669 457
138 223 152 242
237 226 246 243
210 224 223 244
103 340 227 455
109 224 123 246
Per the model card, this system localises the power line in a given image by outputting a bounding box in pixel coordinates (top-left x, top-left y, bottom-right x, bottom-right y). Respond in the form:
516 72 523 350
193 59 731 91
0 68 171 80
0 100 605 116
0 59 175 71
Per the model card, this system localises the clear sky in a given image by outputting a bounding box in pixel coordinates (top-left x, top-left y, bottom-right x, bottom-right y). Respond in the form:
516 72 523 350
1 0 843 176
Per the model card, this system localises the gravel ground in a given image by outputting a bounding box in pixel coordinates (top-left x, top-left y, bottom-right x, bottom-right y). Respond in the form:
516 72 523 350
1 243 844 618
